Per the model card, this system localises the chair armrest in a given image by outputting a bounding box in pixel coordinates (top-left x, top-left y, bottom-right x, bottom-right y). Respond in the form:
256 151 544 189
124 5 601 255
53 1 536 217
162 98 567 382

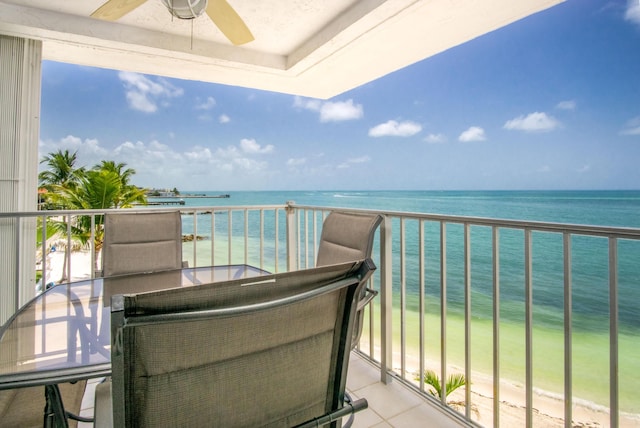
356 288 378 311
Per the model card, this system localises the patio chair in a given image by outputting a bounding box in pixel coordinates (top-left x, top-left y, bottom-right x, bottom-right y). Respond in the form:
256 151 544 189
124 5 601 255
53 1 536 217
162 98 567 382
101 210 184 278
95 259 375 427
316 211 383 348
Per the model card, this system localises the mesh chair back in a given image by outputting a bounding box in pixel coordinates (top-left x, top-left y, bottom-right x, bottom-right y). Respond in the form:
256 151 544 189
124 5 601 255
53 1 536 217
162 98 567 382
316 211 383 350
110 259 375 428
316 212 382 267
102 211 182 277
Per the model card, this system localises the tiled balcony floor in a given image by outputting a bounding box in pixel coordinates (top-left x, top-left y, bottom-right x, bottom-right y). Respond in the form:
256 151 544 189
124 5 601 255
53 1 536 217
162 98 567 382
346 353 470 427
77 352 469 427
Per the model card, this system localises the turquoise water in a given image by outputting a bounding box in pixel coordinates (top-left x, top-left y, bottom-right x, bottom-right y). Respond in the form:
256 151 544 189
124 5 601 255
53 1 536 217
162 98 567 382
172 190 640 412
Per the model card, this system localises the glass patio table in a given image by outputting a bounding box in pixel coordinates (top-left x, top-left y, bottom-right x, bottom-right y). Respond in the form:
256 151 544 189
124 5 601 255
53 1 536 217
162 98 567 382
0 264 270 391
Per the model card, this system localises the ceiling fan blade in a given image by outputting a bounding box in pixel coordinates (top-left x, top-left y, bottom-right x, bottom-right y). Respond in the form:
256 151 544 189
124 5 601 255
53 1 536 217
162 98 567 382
206 0 254 46
91 0 148 21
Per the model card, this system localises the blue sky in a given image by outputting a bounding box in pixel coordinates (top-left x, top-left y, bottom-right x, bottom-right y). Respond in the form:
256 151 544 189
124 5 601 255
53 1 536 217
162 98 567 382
39 0 640 191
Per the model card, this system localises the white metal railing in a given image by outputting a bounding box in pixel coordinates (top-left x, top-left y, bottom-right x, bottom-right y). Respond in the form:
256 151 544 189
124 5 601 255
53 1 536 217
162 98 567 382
290 204 640 428
0 205 288 317
2 203 639 427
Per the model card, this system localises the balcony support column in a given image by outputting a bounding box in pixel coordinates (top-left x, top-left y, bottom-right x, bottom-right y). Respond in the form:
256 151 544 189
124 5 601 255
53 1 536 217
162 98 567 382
0 35 41 325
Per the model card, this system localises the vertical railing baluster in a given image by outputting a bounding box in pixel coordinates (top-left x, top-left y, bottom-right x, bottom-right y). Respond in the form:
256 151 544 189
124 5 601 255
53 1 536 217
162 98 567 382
227 210 232 265
524 229 533 428
419 219 426 392
285 203 297 272
493 226 501 428
40 215 47 290
244 209 249 265
192 211 198 267
274 209 279 273
260 209 264 270
66 214 72 279
304 210 309 269
13 217 20 313
400 217 406 378
297 210 301 270
313 210 318 267
211 210 216 266
609 237 619 428
440 221 447 405
380 215 393 384
90 214 96 277
369 274 376 358
563 233 573 428
464 223 472 419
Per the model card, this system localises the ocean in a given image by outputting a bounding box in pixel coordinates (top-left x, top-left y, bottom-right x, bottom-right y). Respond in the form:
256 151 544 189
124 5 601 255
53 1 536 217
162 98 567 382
173 190 640 414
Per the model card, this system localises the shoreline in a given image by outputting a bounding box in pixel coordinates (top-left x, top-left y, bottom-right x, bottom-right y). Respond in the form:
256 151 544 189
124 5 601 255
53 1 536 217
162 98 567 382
147 194 230 199
359 340 640 427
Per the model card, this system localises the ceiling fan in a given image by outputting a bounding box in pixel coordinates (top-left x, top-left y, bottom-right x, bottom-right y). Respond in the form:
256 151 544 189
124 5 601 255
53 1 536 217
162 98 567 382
90 0 254 45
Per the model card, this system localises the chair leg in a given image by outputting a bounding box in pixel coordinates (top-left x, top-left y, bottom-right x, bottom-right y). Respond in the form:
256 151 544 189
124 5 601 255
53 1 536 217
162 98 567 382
43 384 69 428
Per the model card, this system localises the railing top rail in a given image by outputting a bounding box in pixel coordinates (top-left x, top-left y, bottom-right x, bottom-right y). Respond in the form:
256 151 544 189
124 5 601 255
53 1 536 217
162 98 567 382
288 203 640 240
0 205 288 219
3 202 640 239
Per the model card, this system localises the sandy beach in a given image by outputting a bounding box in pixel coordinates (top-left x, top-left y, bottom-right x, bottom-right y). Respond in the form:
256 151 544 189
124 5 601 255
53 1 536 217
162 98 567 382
357 341 640 427
41 249 94 287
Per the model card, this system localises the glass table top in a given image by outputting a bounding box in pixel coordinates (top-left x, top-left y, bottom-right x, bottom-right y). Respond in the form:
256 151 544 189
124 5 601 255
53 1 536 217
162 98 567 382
0 265 268 389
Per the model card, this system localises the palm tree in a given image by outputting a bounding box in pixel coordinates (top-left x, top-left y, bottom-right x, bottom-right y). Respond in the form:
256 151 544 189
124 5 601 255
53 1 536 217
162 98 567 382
416 370 479 417
93 160 147 208
416 370 467 401
48 167 148 270
38 149 85 209
39 154 149 279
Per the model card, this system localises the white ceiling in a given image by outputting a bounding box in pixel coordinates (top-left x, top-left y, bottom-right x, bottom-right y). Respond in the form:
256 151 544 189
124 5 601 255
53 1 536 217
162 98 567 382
0 0 564 99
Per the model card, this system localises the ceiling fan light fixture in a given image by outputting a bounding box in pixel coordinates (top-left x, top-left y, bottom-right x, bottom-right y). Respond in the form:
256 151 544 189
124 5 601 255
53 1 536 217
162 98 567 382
161 0 208 20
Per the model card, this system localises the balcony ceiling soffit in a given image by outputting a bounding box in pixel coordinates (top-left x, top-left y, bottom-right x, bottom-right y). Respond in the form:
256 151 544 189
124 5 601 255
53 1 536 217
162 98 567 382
0 0 564 99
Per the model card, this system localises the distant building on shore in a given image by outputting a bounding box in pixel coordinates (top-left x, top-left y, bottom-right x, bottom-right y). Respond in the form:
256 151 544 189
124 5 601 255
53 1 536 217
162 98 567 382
146 188 180 197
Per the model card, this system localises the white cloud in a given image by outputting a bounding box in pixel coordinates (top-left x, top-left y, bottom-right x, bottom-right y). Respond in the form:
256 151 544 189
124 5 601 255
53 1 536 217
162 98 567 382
625 0 640 25
424 133 446 143
320 99 363 122
349 155 371 164
38 134 276 189
620 116 640 135
118 71 183 113
338 155 371 169
368 120 422 137
293 96 322 112
240 138 274 154
233 157 268 172
556 100 576 110
195 96 216 110
577 164 591 173
503 112 561 132
219 114 231 124
458 126 486 142
184 146 213 161
287 158 307 166
39 135 108 169
294 96 363 122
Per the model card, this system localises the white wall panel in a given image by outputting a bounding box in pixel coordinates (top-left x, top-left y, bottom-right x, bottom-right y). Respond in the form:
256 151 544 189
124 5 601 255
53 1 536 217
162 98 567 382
0 35 41 325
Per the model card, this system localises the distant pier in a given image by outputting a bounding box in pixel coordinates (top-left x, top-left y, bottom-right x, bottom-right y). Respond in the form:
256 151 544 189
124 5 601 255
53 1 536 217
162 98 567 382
146 200 186 206
144 194 230 206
